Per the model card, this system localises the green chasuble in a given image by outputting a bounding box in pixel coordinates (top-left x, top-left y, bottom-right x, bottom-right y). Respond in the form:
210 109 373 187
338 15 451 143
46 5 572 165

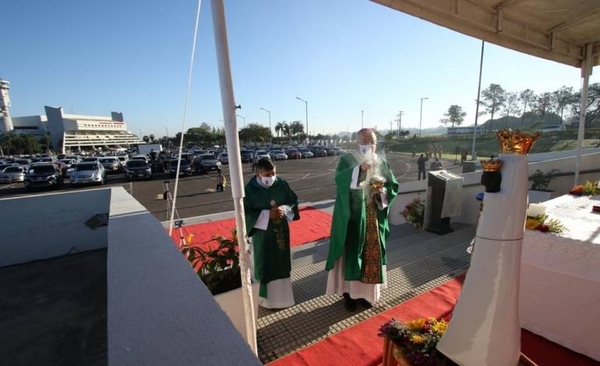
244 177 299 297
325 152 399 282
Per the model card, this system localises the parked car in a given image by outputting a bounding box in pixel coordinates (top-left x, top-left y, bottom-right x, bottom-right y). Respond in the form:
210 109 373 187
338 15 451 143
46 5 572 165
269 149 288 160
169 159 194 177
99 156 122 173
240 150 254 163
297 147 314 158
24 163 64 191
218 152 229 164
285 149 302 159
310 147 327 157
124 160 153 180
70 161 107 186
0 166 25 183
254 150 270 161
194 154 222 174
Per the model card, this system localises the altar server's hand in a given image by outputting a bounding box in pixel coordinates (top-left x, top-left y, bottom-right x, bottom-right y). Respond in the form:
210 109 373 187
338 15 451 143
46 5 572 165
270 206 284 220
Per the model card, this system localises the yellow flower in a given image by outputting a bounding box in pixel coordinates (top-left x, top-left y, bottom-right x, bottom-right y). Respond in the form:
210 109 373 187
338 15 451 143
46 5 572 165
431 321 448 335
407 318 426 331
410 334 426 344
526 218 541 230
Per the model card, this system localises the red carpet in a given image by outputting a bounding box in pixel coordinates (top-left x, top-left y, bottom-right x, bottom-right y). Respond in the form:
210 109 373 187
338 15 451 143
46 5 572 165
268 277 600 366
170 206 332 248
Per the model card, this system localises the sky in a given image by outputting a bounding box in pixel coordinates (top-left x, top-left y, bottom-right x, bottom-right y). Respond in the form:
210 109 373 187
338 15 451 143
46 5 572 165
3 0 599 139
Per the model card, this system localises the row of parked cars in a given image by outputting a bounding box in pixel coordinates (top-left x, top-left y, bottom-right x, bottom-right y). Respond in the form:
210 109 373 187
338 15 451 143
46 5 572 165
211 146 346 165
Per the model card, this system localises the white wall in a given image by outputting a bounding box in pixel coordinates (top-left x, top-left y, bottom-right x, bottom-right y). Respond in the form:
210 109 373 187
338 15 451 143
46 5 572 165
0 188 110 267
389 150 600 228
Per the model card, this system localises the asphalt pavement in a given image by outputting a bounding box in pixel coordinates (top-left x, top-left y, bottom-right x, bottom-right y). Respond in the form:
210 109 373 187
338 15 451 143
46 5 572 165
0 153 464 222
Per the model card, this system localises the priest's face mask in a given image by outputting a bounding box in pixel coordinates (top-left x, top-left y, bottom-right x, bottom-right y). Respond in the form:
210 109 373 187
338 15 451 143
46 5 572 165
258 169 276 187
356 130 377 156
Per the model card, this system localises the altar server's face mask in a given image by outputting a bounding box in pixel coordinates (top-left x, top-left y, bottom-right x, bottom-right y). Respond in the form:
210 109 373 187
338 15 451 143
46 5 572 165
260 174 276 187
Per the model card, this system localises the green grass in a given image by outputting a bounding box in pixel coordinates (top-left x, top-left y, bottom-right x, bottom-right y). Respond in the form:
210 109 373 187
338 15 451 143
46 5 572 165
373 130 600 161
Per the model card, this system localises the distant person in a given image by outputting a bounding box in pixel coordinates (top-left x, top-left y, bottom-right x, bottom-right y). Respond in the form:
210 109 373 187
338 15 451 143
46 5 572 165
149 149 157 162
325 128 399 311
430 158 443 171
460 149 468 166
417 154 427 180
216 169 226 192
244 158 300 309
251 154 259 173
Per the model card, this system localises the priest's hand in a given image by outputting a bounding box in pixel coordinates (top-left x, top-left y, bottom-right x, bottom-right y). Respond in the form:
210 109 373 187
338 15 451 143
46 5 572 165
269 206 284 220
360 162 371 171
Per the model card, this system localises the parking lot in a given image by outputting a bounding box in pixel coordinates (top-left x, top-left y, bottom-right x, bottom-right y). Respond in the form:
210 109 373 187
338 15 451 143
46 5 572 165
0 153 460 222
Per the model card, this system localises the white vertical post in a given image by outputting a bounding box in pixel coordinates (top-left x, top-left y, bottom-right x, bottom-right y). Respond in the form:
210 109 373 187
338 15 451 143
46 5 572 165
211 0 257 353
574 43 592 186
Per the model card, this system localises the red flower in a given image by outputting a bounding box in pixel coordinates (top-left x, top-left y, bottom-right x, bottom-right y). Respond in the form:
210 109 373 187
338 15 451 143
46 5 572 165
536 224 549 232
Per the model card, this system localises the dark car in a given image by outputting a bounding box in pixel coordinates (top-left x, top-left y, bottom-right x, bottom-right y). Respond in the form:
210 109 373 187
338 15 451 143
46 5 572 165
24 163 63 191
194 154 222 174
170 159 193 177
285 149 302 159
311 147 328 157
125 160 153 180
240 150 254 163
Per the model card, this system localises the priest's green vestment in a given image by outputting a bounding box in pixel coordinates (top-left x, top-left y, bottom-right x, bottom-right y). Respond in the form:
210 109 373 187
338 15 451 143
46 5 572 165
325 153 399 281
244 177 299 297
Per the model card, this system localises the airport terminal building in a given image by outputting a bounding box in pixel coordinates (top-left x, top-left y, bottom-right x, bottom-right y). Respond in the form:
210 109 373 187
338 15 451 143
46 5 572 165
0 79 142 153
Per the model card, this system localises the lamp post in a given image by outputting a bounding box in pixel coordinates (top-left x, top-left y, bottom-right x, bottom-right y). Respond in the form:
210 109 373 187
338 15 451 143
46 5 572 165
295 96 308 142
361 110 364 128
419 97 428 137
260 107 272 145
162 125 169 149
236 114 246 127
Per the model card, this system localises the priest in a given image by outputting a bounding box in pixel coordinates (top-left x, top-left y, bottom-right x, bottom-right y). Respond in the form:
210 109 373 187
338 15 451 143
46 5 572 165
326 128 399 310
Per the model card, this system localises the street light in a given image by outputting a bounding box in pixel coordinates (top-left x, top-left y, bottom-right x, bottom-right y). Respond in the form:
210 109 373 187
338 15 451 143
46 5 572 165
361 110 364 128
260 107 272 145
162 125 170 149
419 97 429 137
236 114 246 127
295 96 308 142
162 125 169 138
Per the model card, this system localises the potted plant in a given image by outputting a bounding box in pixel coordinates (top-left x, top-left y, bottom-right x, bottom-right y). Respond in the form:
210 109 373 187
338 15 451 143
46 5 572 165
528 169 559 203
180 229 259 341
401 197 425 231
379 317 449 366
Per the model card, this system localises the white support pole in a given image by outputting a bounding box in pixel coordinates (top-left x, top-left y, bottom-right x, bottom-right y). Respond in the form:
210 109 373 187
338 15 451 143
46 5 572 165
471 40 485 160
211 0 257 353
574 43 593 186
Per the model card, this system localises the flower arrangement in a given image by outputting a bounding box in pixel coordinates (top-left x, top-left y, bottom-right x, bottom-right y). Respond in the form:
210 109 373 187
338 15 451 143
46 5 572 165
569 180 600 196
379 317 449 366
401 198 425 231
180 228 241 295
525 214 566 233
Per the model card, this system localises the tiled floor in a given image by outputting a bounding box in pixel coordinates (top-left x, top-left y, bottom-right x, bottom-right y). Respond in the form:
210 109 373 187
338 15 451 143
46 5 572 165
256 214 475 364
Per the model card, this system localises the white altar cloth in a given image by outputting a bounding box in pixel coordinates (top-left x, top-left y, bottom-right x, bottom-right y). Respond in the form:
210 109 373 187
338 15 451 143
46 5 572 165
520 194 600 361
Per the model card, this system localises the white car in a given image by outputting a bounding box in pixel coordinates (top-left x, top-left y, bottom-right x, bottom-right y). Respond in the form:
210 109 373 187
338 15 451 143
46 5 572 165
70 161 107 186
269 149 288 160
0 166 25 183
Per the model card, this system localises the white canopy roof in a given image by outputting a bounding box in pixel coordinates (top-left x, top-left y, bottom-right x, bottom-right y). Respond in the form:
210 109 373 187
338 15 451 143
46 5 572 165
372 0 600 68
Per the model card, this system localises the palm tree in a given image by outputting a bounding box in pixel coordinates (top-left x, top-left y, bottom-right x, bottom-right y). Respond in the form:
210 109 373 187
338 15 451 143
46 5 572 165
275 122 284 137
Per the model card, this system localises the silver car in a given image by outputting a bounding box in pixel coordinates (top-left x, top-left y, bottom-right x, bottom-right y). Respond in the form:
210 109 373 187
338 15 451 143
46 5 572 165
0 166 25 183
70 161 107 186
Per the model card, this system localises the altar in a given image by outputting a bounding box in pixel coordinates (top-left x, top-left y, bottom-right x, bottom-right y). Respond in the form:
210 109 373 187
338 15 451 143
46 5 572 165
520 194 600 361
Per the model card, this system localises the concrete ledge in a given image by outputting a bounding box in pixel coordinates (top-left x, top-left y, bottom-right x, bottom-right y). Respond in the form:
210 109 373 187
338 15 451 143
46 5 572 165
107 187 261 366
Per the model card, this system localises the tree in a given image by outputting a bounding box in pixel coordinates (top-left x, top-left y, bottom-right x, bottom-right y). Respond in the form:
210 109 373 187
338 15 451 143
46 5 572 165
481 84 506 131
142 135 150 143
238 123 271 145
552 86 576 124
533 92 553 119
440 105 467 128
519 89 536 128
149 134 155 143
289 120 304 137
274 122 284 137
502 92 520 128
570 82 600 126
